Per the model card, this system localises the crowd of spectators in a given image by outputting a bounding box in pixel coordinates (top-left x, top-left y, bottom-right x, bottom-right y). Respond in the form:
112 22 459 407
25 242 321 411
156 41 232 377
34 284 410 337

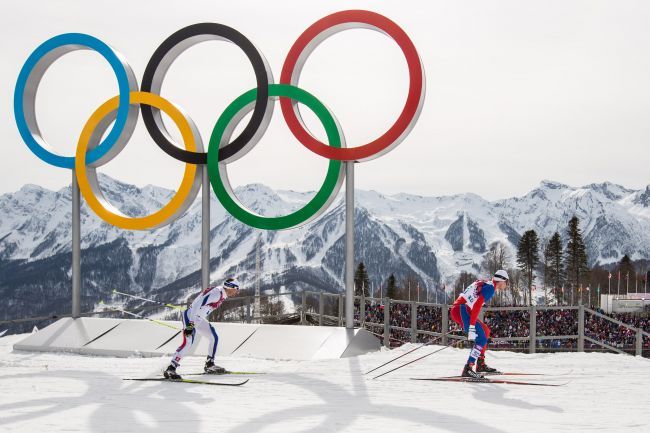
593 310 650 333
355 302 443 333
585 309 650 350
356 301 649 354
484 311 530 338
536 309 578 336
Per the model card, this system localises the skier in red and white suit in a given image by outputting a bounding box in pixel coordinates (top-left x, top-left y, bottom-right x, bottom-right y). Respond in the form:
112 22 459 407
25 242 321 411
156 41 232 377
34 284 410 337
450 270 509 379
163 278 241 379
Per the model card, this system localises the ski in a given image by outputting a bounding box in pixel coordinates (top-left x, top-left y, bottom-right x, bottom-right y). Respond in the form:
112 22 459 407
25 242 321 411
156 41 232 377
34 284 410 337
0 330 7 338
482 369 573 377
123 378 249 386
436 369 573 380
185 371 264 376
411 377 568 387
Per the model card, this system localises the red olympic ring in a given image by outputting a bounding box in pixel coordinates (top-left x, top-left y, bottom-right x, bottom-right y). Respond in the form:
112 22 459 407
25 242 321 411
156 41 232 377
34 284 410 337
280 10 425 162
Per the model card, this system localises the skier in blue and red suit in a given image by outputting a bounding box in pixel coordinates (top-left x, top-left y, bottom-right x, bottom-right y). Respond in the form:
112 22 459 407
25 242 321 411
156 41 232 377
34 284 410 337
450 270 509 378
163 278 241 380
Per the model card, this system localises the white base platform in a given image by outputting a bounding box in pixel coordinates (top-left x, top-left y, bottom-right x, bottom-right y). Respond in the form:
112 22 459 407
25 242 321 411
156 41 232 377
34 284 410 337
12 318 381 360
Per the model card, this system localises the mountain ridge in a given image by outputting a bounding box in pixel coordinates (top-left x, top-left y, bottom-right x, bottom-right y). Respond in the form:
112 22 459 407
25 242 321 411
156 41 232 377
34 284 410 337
1 176 649 326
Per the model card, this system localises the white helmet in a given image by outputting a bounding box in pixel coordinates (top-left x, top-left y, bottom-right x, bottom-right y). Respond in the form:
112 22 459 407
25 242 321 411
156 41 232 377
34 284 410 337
493 270 509 282
224 278 241 290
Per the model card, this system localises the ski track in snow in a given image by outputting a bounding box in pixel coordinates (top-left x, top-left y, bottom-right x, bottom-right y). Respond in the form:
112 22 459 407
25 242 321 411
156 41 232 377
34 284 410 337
0 334 647 433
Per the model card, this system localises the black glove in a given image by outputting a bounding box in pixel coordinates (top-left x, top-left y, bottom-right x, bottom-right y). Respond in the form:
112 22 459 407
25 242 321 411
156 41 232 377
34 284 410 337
183 322 195 337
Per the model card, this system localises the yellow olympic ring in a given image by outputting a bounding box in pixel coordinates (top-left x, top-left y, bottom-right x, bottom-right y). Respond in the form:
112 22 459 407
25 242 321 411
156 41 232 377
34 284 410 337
75 91 202 230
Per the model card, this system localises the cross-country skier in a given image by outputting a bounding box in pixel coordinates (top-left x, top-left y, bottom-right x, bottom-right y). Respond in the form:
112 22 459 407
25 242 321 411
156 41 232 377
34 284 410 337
163 278 241 380
450 270 509 379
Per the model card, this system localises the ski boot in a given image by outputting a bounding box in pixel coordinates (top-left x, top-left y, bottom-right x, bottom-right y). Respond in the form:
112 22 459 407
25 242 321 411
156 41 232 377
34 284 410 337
461 363 487 381
476 357 500 374
163 364 182 380
204 358 227 374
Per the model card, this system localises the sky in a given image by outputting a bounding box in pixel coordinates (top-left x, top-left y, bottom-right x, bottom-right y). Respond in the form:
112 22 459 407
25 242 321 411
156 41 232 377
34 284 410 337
1 0 649 201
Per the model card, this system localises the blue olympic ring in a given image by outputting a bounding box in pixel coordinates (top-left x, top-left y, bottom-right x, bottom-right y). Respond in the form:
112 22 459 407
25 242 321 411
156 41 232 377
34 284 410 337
14 33 134 169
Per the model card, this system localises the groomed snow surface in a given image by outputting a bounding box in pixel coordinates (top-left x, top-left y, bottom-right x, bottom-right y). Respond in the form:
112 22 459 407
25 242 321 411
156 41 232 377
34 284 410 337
0 333 647 433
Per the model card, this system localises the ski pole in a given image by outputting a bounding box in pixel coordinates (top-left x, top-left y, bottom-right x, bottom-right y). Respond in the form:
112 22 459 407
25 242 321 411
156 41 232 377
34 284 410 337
116 308 180 330
372 338 463 380
364 335 443 375
112 289 183 310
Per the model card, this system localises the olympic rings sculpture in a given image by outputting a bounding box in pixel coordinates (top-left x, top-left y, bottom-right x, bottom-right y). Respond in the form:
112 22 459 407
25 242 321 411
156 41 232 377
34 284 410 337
14 10 425 231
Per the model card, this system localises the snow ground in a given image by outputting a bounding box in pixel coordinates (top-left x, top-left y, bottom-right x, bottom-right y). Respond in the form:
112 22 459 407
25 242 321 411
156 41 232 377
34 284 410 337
0 333 647 433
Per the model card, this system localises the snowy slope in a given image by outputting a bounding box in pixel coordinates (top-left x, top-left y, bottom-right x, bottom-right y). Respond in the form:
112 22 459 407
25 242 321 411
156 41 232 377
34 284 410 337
0 333 647 433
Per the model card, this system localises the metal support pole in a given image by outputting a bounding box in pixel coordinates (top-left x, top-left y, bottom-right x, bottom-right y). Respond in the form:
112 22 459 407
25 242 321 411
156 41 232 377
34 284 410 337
441 305 449 345
339 293 344 326
255 235 261 323
201 166 210 290
383 297 390 348
246 297 251 323
319 291 324 326
411 301 417 343
345 161 355 329
636 329 643 357
578 305 585 352
360 293 365 328
301 291 307 325
71 170 81 319
580 285 583 305
529 305 536 354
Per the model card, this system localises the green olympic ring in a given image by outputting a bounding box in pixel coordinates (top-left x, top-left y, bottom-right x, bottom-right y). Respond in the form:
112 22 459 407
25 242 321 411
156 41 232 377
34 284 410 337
208 84 345 230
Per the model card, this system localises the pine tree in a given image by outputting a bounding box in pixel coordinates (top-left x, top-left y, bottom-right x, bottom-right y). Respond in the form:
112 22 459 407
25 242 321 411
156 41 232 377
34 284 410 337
617 254 636 295
544 232 564 303
517 229 540 305
386 274 398 299
354 262 371 297
565 216 590 303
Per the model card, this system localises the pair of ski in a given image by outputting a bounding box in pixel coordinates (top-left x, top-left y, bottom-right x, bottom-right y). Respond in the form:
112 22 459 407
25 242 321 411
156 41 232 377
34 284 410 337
365 340 568 387
123 370 263 387
412 372 569 387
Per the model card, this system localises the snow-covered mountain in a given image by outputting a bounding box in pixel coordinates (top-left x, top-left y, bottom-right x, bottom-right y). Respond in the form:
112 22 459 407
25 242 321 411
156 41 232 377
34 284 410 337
1 176 650 323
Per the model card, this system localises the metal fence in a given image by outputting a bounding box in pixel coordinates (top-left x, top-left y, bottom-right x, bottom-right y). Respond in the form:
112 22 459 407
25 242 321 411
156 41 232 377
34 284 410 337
293 292 649 358
3 290 648 358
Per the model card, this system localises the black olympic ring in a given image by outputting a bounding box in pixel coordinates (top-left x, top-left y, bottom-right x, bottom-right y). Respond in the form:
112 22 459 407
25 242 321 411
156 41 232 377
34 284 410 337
141 23 274 164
